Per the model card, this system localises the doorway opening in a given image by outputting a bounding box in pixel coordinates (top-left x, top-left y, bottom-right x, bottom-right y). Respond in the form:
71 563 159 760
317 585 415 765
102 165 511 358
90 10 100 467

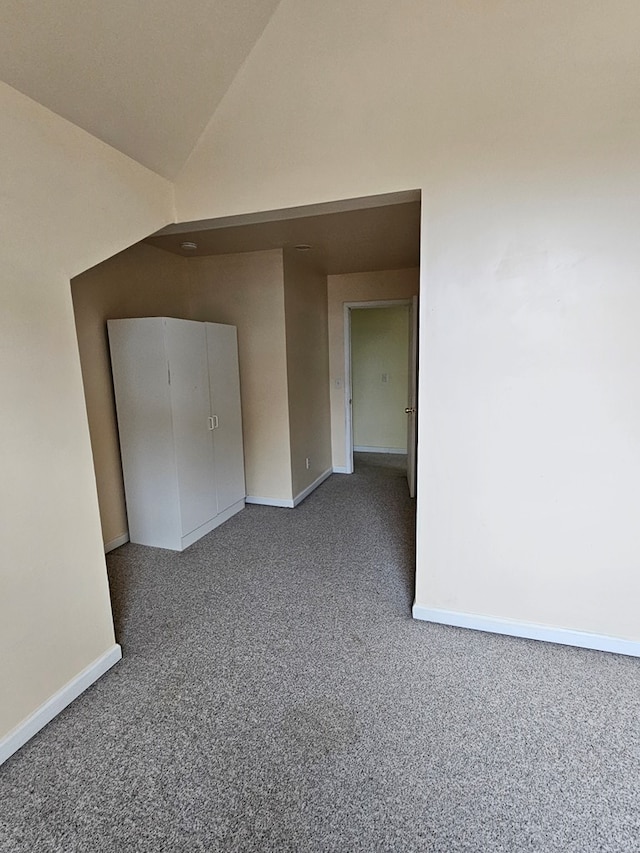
72 190 421 553
343 298 418 497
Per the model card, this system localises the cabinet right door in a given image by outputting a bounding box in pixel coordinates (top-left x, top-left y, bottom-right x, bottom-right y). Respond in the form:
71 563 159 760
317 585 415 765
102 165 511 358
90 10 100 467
165 318 218 536
206 323 246 513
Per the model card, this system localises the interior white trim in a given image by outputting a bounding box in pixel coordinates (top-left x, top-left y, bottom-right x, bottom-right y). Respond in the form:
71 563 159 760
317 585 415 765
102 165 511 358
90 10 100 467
104 533 129 553
353 445 407 454
0 644 122 766
344 299 414 477
246 495 295 508
412 605 640 658
343 306 354 475
332 466 350 474
293 468 332 507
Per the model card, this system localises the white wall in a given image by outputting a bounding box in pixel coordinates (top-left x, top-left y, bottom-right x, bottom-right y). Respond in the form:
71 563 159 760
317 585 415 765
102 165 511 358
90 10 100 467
0 82 173 742
351 306 409 452
174 0 640 644
416 162 640 639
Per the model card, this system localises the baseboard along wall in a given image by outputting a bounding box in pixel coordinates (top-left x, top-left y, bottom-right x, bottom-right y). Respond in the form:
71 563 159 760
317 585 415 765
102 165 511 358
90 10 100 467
245 495 295 508
104 533 129 553
353 446 407 454
412 605 640 658
293 468 332 507
246 468 333 509
0 644 122 766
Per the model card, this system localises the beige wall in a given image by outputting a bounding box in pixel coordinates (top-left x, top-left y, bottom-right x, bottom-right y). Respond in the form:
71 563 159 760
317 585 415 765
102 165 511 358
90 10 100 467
351 306 409 452
283 249 332 497
0 82 173 741
71 244 188 547
173 0 640 643
187 250 293 502
327 270 419 470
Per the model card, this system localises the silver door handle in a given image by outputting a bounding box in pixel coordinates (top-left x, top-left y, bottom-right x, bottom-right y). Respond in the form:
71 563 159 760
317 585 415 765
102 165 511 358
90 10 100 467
405 407 416 414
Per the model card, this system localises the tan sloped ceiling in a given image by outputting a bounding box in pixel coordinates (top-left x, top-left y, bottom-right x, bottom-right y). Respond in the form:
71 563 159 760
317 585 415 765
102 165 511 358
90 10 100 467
0 0 282 178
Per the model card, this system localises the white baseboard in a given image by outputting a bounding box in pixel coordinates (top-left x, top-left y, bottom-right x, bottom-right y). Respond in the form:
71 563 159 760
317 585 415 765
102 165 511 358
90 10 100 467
332 466 350 474
0 644 122 766
246 495 295 508
412 605 640 658
104 533 129 553
246 470 333 509
293 468 333 507
353 446 407 454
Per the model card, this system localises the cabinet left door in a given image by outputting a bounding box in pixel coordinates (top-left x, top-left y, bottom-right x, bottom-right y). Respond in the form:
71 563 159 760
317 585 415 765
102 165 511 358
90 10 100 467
108 317 182 549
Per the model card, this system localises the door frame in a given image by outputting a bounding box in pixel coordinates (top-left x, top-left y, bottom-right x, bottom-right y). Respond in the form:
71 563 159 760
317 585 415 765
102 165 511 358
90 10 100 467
343 299 414 475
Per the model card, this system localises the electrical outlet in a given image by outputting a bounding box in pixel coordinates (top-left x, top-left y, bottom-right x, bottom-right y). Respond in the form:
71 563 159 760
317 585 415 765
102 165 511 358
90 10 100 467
381 372 389 383
305 457 310 470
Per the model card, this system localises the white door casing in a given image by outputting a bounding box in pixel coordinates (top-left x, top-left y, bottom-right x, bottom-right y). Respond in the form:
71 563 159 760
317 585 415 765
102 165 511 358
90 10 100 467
406 295 418 498
343 299 414 484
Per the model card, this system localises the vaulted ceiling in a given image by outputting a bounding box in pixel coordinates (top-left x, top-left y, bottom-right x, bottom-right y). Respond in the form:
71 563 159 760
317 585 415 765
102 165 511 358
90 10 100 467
0 1 424 272
0 0 282 178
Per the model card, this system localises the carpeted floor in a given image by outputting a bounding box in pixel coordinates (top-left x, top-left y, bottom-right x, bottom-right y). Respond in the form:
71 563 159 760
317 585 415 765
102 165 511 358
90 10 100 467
1 453 640 852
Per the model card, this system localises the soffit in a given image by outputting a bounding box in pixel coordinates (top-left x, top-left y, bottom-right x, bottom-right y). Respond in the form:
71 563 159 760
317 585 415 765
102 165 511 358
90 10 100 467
145 200 421 275
0 0 282 178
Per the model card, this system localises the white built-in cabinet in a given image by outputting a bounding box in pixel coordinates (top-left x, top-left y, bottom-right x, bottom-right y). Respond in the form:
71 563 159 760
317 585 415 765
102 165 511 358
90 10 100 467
108 317 246 551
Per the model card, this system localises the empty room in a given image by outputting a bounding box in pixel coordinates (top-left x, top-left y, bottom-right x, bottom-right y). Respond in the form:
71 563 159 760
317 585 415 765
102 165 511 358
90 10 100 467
1 1 640 851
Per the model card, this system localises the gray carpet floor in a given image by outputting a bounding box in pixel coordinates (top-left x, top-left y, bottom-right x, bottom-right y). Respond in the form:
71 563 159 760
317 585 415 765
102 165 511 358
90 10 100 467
1 452 640 852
